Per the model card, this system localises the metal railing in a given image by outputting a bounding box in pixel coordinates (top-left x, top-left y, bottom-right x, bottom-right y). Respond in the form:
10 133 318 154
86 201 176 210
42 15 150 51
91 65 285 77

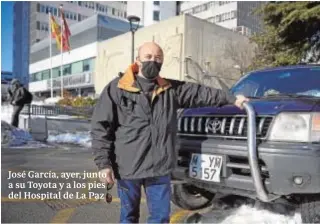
20 104 94 119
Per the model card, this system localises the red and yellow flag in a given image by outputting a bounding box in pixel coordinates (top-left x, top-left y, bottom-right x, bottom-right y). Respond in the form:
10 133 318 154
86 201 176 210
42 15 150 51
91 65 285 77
60 7 71 52
50 15 62 49
49 8 71 52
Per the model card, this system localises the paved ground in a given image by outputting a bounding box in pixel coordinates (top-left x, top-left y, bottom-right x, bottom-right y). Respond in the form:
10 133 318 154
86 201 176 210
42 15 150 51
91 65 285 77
1 145 190 223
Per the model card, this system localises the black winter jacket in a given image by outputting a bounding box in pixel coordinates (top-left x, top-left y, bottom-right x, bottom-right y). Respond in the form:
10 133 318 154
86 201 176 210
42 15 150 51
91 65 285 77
91 64 236 179
8 86 28 106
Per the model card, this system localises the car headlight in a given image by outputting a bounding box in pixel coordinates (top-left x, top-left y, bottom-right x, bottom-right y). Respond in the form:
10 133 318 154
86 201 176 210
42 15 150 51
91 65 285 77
269 113 320 142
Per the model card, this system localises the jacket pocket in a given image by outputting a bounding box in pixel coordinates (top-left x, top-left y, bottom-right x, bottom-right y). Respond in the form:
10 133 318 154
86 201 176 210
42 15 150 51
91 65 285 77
120 96 134 114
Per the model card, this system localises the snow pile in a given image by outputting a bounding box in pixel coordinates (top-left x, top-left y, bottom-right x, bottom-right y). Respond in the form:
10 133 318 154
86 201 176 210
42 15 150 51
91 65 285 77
44 97 62 105
1 104 13 123
220 205 301 224
1 104 91 148
186 202 301 224
47 131 91 148
1 120 50 148
30 97 62 105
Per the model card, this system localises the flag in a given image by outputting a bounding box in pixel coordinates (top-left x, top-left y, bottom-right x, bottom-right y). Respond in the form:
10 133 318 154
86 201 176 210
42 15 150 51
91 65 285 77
50 15 62 50
60 7 71 52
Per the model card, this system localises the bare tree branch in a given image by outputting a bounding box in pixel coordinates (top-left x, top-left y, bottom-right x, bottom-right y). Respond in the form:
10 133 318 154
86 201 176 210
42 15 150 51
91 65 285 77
224 37 257 75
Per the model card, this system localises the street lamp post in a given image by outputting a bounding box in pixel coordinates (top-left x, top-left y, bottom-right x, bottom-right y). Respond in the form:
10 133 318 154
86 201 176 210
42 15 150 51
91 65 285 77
127 15 141 63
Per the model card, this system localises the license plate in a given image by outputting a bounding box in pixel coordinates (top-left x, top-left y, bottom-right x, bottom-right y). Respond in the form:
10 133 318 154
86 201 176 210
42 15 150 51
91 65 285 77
189 153 223 182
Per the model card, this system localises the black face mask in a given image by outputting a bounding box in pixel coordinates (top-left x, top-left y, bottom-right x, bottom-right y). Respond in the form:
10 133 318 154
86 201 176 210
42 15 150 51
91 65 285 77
141 61 162 80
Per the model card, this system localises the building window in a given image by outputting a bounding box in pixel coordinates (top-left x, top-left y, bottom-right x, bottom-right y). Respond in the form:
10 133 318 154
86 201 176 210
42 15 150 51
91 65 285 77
231 10 237 19
52 68 60 78
37 3 40 12
35 72 42 81
153 11 160 21
63 65 71 76
83 58 94 72
53 8 57 16
30 58 95 83
78 1 82 6
154 1 160 6
36 21 40 30
39 22 49 32
83 60 90 71
40 4 46 13
65 11 69 19
97 4 107 13
42 70 50 80
112 8 115 15
71 61 83 74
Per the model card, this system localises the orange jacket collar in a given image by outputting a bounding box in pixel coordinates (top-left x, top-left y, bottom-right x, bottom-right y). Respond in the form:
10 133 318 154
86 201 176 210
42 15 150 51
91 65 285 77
117 63 172 95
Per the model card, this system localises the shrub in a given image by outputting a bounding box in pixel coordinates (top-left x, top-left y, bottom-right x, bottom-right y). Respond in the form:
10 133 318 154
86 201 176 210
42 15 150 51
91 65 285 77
57 96 98 107
57 97 73 106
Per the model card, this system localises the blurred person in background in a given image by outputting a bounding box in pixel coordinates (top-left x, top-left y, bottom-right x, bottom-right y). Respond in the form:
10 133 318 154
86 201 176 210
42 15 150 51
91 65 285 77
7 79 33 127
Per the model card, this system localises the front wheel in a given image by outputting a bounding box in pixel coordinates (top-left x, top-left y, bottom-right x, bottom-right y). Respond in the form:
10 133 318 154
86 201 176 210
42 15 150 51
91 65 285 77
299 195 320 223
171 184 215 210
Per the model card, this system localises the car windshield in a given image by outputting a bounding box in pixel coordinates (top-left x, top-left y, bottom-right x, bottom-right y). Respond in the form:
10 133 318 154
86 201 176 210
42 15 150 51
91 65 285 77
231 67 320 98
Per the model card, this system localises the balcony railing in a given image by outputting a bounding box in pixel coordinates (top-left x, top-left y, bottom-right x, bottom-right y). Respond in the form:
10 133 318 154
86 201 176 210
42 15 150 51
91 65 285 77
29 72 94 92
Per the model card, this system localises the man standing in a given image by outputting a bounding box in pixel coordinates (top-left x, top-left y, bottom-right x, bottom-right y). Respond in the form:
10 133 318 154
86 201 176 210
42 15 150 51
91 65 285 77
91 42 248 223
8 79 33 127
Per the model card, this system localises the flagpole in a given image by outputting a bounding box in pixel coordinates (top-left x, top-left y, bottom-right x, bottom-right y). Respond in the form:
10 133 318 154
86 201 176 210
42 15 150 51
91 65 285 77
60 4 64 97
49 11 53 98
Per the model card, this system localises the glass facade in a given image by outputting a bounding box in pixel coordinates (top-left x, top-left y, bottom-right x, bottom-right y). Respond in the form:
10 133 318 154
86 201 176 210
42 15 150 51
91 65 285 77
13 2 30 87
30 58 95 82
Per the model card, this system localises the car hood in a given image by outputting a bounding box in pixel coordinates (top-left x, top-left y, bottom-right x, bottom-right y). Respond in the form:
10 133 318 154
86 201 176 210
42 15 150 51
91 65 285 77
182 97 320 116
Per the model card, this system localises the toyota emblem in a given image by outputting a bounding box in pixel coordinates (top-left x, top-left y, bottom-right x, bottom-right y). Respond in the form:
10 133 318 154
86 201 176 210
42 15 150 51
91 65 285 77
207 118 222 133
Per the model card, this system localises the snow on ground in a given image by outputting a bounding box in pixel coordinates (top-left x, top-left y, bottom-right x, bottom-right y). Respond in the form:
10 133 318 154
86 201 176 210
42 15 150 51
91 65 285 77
1 104 91 148
218 205 301 224
47 131 91 148
1 104 13 124
43 97 62 105
187 202 301 224
1 120 52 148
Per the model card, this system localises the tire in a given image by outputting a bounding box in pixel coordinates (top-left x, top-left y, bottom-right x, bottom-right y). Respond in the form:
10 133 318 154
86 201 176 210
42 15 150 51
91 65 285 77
299 195 320 223
171 184 215 210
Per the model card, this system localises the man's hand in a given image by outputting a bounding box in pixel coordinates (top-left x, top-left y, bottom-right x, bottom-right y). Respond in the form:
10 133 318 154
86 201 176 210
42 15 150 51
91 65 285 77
98 167 115 184
234 95 249 109
11 101 16 105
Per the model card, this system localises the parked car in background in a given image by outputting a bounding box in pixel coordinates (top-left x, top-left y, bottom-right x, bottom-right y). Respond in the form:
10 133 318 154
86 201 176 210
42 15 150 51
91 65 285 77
171 64 320 223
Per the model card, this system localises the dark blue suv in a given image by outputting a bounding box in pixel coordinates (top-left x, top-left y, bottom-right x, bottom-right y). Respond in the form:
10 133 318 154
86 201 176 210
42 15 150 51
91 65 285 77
171 65 320 223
